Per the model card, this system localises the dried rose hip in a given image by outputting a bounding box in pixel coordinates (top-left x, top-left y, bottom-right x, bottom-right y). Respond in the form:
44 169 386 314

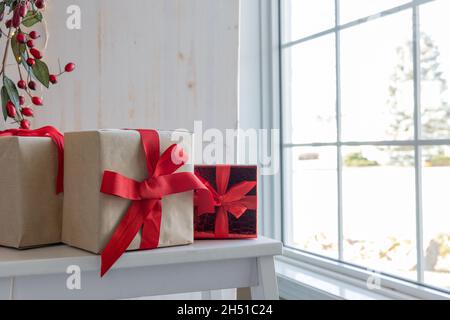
20 119 30 130
18 80 27 89
28 81 37 90
16 33 26 43
32 96 43 106
35 0 45 10
30 48 42 59
29 31 39 39
65 63 76 72
6 101 16 118
49 74 58 84
26 58 35 66
21 107 34 117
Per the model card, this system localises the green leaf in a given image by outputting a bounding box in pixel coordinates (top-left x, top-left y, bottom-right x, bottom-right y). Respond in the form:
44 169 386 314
21 51 32 73
0 3 5 15
32 59 50 88
1 86 9 121
3 76 20 113
11 35 26 64
21 10 43 28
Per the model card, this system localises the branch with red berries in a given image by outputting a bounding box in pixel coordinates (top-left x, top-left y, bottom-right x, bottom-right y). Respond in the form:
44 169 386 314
0 0 75 129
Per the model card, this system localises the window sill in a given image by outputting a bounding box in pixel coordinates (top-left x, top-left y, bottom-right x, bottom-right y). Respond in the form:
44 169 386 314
276 248 450 300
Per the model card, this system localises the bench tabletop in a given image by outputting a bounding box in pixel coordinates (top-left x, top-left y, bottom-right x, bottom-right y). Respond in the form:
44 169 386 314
0 237 282 277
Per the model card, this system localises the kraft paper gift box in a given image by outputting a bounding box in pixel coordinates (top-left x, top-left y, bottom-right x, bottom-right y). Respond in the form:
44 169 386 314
194 165 258 239
62 129 196 258
0 135 63 248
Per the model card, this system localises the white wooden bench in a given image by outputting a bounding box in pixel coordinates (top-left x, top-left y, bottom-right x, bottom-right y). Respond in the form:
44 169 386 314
0 237 282 300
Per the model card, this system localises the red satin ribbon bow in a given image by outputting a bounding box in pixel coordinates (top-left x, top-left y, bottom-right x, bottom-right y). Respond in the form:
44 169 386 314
100 129 213 277
196 166 257 238
0 126 64 194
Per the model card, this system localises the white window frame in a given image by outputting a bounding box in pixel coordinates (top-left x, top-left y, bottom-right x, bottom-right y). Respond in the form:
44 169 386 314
258 0 450 299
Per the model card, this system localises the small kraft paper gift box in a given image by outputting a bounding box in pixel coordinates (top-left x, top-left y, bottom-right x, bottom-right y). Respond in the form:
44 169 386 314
194 165 258 239
63 129 210 276
0 127 64 248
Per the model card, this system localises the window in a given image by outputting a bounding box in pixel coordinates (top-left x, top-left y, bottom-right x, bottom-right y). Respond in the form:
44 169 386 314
280 0 450 292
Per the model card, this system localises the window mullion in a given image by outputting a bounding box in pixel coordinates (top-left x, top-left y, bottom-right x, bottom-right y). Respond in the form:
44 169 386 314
335 0 344 261
412 4 425 284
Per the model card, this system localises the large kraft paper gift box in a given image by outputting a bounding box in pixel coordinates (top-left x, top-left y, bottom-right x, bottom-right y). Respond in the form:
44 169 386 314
0 130 63 248
62 129 207 275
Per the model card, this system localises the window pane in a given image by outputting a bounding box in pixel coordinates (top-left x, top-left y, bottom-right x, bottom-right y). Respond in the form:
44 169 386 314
419 1 450 139
341 12 413 141
340 0 410 24
422 146 450 290
283 35 336 144
342 146 417 280
285 147 338 258
282 0 335 42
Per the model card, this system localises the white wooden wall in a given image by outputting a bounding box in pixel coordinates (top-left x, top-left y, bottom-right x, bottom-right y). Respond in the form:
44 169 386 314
0 0 239 133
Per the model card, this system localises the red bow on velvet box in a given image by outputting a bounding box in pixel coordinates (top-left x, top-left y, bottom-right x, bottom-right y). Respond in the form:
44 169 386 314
100 130 213 276
194 165 258 239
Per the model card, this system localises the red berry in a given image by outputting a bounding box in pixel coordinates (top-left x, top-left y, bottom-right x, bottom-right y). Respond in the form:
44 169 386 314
30 48 42 59
5 20 12 28
16 33 26 43
19 5 27 18
32 96 43 106
35 0 45 9
20 119 30 130
18 80 27 89
28 81 37 90
12 11 21 28
65 63 75 73
6 101 16 118
26 40 34 48
26 57 35 66
19 96 25 105
49 74 57 84
29 31 39 40
21 107 34 117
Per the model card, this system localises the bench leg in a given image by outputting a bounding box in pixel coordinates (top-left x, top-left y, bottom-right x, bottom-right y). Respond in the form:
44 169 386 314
250 256 279 300
201 289 237 300
0 278 13 300
201 290 224 300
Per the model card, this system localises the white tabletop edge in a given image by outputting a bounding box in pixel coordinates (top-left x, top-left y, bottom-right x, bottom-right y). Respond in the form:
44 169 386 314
0 237 282 278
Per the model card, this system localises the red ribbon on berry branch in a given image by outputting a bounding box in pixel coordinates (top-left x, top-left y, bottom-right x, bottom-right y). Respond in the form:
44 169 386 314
99 129 214 277
195 166 257 238
0 126 64 194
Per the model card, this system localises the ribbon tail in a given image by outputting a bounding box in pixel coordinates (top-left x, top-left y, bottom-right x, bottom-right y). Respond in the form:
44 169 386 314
226 204 249 220
226 196 258 219
214 206 229 238
140 200 162 250
42 127 65 194
53 136 64 194
100 201 146 277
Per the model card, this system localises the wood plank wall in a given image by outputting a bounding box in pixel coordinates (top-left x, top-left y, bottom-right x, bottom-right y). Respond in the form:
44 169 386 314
0 0 239 135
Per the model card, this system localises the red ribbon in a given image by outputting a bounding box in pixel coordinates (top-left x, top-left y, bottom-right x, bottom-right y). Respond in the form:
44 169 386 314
99 129 213 277
195 165 257 238
0 126 64 194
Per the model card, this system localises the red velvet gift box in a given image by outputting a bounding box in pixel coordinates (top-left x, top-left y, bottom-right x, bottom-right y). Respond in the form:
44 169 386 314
194 165 258 239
